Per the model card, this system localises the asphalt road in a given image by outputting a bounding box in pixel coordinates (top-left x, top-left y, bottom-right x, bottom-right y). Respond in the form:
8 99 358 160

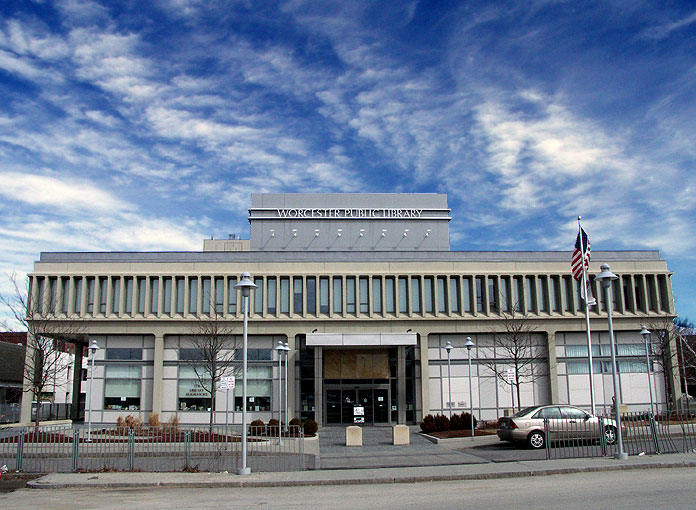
2 467 695 509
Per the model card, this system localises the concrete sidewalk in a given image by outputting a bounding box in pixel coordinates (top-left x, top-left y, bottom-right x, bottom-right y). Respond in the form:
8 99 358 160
27 453 696 490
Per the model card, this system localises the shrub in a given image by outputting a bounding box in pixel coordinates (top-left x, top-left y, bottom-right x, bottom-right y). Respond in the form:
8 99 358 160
420 414 436 433
289 417 301 427
303 419 318 436
450 413 463 430
250 419 265 434
433 414 450 432
267 418 279 435
148 413 161 427
117 414 143 430
166 414 180 429
459 412 478 430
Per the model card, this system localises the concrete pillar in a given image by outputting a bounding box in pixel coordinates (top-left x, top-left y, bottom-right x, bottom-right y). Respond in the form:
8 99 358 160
314 346 323 425
152 333 165 415
397 345 407 424
70 343 84 420
546 331 559 404
20 331 37 423
419 332 429 420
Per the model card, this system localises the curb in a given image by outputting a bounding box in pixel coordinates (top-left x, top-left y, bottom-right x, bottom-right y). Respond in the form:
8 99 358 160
26 460 696 490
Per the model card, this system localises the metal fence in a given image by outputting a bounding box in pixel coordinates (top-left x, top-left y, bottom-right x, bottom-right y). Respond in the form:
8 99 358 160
545 410 696 460
0 424 308 473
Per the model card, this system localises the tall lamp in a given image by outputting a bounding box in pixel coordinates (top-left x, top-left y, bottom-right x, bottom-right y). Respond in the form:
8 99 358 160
640 326 656 416
275 340 284 445
465 337 475 437
283 341 290 430
444 340 453 418
87 339 100 442
596 264 627 460
234 272 257 475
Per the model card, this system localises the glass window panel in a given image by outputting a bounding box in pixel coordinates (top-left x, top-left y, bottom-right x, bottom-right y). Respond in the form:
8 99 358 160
538 276 548 313
463 277 472 313
476 276 484 313
163 277 172 314
214 277 223 313
488 277 498 313
320 277 329 314
450 276 459 313
359 277 369 313
525 276 535 312
253 277 263 314
294 277 303 314
267 277 277 314
616 344 647 356
280 277 290 314
563 276 574 312
104 379 140 398
227 277 237 314
307 277 316 314
372 277 382 314
137 277 145 314
514 276 523 312
385 277 395 313
150 277 159 313
501 277 510 313
61 278 70 313
49 277 56 312
106 365 142 378
124 277 133 314
175 277 184 313
437 277 447 313
622 276 634 313
105 348 142 360
179 348 206 361
411 277 421 314
619 360 647 373
189 278 198 314
112 277 120 314
74 278 82 314
424 277 434 313
398 277 408 313
346 277 356 314
99 277 107 313
551 277 560 313
87 277 95 314
333 277 342 314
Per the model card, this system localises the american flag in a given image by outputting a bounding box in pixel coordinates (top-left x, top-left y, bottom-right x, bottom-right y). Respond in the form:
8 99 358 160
572 228 591 281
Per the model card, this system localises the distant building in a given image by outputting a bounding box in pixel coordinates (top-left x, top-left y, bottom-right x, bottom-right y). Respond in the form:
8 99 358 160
21 194 680 426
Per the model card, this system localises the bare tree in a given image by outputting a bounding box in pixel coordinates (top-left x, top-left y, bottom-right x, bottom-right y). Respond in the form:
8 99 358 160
481 309 547 411
0 273 86 429
184 308 241 432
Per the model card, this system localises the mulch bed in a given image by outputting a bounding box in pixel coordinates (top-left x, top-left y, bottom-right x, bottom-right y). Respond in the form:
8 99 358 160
426 429 497 439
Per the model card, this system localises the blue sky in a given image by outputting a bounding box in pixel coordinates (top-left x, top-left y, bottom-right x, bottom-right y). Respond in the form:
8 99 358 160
0 1 695 321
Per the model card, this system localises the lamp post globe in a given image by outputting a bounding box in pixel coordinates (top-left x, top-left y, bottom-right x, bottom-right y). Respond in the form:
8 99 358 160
597 263 627 460
233 272 257 475
465 337 475 437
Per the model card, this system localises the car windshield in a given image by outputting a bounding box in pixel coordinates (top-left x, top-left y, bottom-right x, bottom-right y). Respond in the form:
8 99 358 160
512 406 540 418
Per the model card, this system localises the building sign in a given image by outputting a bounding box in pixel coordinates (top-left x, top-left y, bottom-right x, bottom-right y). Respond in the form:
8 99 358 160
273 208 426 219
354 406 365 416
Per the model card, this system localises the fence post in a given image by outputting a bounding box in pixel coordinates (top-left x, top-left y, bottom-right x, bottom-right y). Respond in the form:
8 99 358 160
544 418 550 460
128 429 135 471
16 430 24 472
300 427 305 471
72 429 80 472
599 416 607 457
185 430 191 470
649 413 661 454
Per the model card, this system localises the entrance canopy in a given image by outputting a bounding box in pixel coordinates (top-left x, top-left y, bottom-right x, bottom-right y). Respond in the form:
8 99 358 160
306 332 417 347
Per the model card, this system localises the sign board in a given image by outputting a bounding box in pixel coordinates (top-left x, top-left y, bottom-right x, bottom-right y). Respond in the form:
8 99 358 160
507 368 516 383
354 416 365 424
220 376 235 391
354 406 365 416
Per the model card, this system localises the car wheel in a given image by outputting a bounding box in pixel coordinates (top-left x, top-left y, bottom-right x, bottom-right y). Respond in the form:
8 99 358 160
605 426 617 445
527 431 545 449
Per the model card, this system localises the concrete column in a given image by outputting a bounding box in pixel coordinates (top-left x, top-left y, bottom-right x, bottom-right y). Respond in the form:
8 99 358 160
144 277 152 316
70 343 84 420
481 276 489 316
105 277 113 317
314 346 323 425
183 277 190 317
666 274 675 314
152 333 165 415
419 332 429 420
20 331 37 423
397 345 407 424
289 335 297 420
546 331 559 404
157 276 164 317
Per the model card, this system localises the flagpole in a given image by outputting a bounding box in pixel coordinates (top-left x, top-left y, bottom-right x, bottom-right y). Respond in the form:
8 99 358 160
578 216 596 415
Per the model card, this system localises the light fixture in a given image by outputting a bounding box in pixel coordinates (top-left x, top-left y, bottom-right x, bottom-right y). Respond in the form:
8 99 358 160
640 326 656 416
275 340 285 445
270 229 275 237
444 340 453 418
465 337 475 437
337 229 343 237
403 229 409 237
359 229 365 237
87 339 100 442
426 229 431 237
381 229 387 237
292 229 297 237
314 229 320 237
233 272 258 475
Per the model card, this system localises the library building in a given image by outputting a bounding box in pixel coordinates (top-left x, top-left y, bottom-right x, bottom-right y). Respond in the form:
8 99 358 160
20 193 680 427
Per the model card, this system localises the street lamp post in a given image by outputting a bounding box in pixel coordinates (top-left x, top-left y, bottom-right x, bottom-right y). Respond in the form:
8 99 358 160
283 342 290 430
640 326 656 416
234 272 257 475
465 337 475 437
597 264 627 460
275 340 284 445
87 340 99 442
444 340 453 418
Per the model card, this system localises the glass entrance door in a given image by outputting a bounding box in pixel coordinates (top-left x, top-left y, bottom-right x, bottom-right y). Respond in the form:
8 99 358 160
324 386 390 425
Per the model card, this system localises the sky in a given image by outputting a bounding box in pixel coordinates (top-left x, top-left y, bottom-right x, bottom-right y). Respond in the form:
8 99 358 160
0 1 695 323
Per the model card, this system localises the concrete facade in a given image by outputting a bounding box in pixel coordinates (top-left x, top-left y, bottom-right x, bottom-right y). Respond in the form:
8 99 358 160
20 194 679 427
